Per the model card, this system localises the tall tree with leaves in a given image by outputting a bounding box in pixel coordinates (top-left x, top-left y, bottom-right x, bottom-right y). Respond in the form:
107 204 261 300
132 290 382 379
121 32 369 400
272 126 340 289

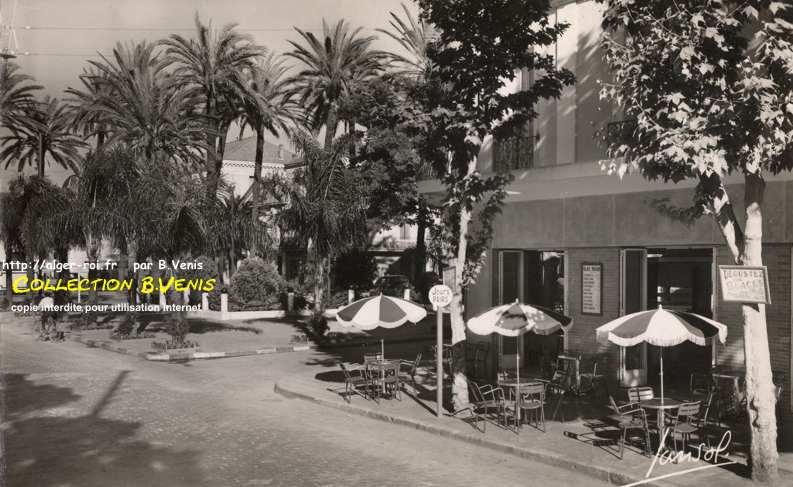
376 4 439 282
0 61 41 128
276 131 368 317
0 96 84 177
240 53 296 235
73 42 207 165
416 0 574 410
286 19 384 150
598 1 793 481
161 14 264 199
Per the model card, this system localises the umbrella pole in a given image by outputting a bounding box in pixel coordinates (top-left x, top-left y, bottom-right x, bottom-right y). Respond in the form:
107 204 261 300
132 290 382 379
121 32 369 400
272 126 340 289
660 348 664 403
381 339 385 394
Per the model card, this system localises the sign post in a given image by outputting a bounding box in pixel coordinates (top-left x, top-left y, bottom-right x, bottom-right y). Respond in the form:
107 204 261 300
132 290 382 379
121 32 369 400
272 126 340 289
428 284 453 418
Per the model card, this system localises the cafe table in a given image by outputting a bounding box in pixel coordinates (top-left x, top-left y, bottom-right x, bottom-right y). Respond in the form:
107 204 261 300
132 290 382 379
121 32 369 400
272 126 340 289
639 397 681 448
364 358 401 395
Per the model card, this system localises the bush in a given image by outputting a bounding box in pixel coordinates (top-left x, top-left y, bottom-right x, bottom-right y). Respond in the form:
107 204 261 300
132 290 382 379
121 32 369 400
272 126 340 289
308 313 329 337
229 258 283 306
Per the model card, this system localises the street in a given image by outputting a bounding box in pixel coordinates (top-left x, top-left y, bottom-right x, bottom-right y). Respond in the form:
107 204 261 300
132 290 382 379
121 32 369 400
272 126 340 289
1 318 609 487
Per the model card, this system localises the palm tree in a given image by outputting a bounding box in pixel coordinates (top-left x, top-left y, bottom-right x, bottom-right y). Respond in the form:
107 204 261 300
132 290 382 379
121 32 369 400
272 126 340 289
0 96 84 177
0 61 42 128
206 184 271 277
161 14 264 198
377 3 436 80
239 53 296 234
65 67 112 152
378 5 438 283
277 131 368 316
73 42 206 165
286 19 385 150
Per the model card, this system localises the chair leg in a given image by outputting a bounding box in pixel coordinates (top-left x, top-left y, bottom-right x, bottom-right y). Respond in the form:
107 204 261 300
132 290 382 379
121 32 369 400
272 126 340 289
619 427 626 459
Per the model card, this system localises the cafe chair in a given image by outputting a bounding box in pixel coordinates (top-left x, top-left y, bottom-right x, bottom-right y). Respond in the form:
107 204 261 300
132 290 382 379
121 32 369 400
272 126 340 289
690 373 713 401
453 382 506 433
399 352 422 392
506 382 546 433
627 386 655 404
669 400 704 454
339 363 375 403
607 396 652 459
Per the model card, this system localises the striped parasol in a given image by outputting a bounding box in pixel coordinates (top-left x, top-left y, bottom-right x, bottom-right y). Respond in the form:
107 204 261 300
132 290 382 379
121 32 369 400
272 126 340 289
596 305 727 401
467 301 573 337
467 300 573 387
336 294 428 357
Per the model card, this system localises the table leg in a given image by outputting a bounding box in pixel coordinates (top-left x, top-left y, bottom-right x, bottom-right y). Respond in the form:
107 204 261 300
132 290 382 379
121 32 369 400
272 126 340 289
657 409 666 449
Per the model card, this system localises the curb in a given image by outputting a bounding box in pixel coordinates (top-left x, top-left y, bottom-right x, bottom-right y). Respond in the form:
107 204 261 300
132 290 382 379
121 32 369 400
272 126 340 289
275 378 764 487
71 334 314 362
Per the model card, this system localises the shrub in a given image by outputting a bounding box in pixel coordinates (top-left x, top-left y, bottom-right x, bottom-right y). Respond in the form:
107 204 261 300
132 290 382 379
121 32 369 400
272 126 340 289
229 258 283 305
308 312 329 337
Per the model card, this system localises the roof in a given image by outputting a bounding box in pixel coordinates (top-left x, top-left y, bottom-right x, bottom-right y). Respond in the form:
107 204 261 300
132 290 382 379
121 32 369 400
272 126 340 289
223 136 298 164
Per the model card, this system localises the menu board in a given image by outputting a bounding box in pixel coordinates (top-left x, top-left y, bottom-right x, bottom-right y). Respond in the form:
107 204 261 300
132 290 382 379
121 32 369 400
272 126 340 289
719 265 771 304
581 263 602 315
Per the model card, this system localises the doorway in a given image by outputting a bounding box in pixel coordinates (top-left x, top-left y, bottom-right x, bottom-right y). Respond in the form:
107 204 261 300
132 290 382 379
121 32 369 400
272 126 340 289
646 248 714 390
495 250 566 373
620 249 647 386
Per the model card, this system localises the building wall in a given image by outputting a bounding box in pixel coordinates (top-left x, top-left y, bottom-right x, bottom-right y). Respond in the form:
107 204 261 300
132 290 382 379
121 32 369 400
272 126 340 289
564 247 622 387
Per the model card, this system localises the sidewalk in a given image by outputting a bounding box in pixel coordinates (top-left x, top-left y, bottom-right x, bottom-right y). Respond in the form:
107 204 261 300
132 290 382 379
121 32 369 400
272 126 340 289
275 367 793 487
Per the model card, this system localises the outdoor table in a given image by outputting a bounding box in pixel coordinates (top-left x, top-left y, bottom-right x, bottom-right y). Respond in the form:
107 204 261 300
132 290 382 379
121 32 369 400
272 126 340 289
365 359 401 395
639 397 681 448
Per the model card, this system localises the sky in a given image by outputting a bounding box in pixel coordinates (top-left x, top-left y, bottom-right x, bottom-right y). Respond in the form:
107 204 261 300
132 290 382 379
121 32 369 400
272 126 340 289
4 0 413 95
0 0 415 184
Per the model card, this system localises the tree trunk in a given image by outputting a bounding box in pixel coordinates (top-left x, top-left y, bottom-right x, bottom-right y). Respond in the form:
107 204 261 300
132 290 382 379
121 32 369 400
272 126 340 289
4 243 14 307
324 106 338 151
711 173 778 483
37 135 45 178
251 126 265 252
205 97 218 200
449 156 478 411
414 202 428 284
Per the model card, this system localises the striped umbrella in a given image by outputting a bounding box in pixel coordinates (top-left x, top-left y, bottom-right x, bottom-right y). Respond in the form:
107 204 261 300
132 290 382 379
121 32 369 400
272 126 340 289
336 294 428 356
596 305 727 401
468 301 572 337
467 300 573 386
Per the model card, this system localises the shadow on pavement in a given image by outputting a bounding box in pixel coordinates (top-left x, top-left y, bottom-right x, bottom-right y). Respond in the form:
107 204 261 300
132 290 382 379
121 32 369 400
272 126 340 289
3 371 203 487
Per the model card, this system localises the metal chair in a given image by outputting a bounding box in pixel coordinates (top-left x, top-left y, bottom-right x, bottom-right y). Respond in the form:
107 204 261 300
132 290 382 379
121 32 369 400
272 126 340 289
690 373 712 400
627 386 655 404
399 352 422 391
339 363 374 403
507 382 546 432
607 395 652 459
453 382 506 432
669 401 703 453
382 361 401 400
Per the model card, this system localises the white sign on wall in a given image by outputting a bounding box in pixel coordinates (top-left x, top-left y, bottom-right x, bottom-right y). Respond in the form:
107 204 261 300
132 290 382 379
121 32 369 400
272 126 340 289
581 263 602 315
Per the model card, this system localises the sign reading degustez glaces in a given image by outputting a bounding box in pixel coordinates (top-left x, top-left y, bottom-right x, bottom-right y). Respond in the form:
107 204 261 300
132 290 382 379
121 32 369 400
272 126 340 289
718 265 771 304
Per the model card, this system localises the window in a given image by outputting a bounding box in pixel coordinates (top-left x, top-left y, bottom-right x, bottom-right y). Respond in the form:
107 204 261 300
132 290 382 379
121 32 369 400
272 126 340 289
493 133 535 173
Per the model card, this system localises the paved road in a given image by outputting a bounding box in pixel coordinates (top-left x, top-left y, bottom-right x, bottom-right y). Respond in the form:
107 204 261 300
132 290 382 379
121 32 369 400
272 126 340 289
1 316 609 487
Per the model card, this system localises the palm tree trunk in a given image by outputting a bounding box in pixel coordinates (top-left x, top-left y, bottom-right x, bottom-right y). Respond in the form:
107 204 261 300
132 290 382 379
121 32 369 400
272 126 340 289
205 97 218 199
4 243 14 307
250 126 265 251
37 135 45 178
324 106 338 151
